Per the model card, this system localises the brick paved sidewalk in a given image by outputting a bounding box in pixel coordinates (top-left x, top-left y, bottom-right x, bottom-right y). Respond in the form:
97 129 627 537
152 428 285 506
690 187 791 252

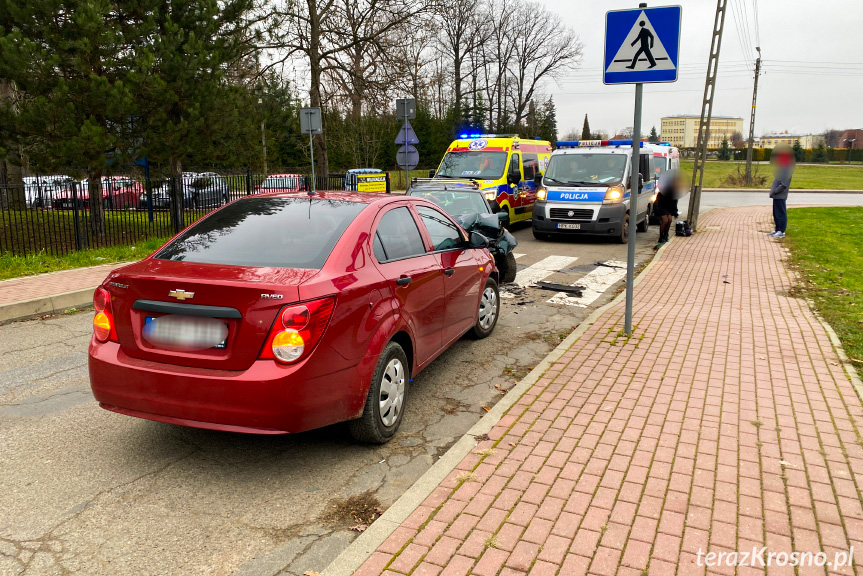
355 206 863 576
0 263 117 309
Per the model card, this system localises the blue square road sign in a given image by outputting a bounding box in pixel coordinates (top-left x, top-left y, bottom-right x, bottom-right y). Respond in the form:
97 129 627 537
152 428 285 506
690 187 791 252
604 6 682 85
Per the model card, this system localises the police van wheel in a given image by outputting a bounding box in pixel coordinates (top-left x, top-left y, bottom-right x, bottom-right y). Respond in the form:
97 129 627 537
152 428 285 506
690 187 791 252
618 214 630 244
637 214 648 233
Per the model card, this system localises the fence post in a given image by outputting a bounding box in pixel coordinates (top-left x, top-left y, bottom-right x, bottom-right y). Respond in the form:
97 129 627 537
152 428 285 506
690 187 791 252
246 169 252 196
171 176 182 234
71 181 82 251
385 172 391 194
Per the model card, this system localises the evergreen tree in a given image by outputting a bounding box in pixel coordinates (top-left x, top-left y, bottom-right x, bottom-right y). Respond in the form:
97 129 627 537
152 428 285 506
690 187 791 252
648 126 659 142
792 140 805 163
538 97 558 144
811 143 827 163
0 0 138 236
132 0 258 229
717 137 731 160
581 114 591 140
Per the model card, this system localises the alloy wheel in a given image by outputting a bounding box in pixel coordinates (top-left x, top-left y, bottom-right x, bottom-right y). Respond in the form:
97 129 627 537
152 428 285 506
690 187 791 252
378 358 405 427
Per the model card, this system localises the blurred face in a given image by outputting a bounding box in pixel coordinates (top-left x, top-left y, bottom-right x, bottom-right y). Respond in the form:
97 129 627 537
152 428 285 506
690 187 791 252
771 149 795 174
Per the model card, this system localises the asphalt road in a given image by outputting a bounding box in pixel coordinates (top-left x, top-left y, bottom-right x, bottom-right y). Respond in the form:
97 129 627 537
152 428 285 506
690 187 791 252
0 220 657 576
5 192 862 575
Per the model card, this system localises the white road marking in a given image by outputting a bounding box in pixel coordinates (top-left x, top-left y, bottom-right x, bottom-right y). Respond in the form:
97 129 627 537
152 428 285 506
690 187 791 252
514 253 526 260
546 261 627 308
513 255 579 288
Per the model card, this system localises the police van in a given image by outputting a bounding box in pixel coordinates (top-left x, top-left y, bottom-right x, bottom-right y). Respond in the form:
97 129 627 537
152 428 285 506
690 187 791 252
532 140 656 244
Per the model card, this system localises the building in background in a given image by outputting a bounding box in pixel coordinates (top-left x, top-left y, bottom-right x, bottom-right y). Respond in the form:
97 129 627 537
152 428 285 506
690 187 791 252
839 129 862 149
660 115 744 149
761 133 825 148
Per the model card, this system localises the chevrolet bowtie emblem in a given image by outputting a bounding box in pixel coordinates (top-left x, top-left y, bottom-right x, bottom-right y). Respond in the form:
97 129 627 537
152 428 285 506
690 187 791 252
169 289 195 301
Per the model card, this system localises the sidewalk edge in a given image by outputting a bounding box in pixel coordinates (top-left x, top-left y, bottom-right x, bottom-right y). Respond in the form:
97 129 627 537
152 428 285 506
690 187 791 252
0 287 96 324
810 307 863 404
321 241 673 576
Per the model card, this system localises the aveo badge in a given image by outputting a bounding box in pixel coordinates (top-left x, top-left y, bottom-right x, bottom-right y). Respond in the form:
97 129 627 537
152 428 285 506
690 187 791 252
468 139 488 151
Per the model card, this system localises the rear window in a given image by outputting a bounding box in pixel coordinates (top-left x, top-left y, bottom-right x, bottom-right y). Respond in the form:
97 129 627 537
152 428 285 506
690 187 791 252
155 197 365 269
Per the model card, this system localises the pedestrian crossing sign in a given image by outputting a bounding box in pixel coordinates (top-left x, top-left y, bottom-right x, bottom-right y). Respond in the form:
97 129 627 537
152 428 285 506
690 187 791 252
604 6 682 85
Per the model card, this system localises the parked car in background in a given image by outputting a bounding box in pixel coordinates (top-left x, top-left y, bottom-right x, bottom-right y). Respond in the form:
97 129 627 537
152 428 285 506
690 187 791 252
88 191 500 442
54 176 143 210
23 175 74 208
255 174 305 194
187 172 230 208
139 172 202 210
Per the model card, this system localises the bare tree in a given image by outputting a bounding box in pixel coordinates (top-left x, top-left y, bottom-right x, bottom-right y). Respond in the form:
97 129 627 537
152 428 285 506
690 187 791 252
504 1 582 127
435 0 491 119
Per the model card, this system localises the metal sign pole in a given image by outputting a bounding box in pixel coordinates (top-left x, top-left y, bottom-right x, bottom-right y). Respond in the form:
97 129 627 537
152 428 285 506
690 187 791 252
309 129 316 194
625 83 643 336
403 101 409 192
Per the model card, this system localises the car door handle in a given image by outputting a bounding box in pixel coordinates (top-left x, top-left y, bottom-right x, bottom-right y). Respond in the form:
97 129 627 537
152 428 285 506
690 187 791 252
396 276 412 286
444 268 455 276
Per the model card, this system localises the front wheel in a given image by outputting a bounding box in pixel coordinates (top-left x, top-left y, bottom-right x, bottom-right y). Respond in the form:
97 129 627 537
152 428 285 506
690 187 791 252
348 342 409 444
497 252 517 283
470 278 499 339
618 213 630 244
637 213 648 233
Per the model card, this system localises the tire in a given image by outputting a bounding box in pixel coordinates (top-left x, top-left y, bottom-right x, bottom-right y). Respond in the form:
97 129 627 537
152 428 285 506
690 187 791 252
532 227 550 241
637 213 648 233
618 213 630 244
470 278 500 339
348 342 409 444
498 252 518 283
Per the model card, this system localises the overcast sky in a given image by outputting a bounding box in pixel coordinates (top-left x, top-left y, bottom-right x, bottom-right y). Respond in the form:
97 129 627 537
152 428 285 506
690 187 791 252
535 0 863 138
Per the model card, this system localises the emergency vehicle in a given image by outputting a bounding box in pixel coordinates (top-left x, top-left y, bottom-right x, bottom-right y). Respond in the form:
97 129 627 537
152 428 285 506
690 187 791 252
431 134 552 225
649 143 680 223
532 140 656 244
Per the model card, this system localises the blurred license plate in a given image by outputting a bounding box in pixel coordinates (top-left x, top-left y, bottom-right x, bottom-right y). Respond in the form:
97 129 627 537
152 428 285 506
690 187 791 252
145 316 228 349
557 223 581 230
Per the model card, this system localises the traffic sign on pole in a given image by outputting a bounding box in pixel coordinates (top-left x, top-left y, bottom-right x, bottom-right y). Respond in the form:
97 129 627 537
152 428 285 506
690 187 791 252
604 4 682 336
394 120 419 145
604 6 682 85
300 107 323 194
396 145 419 170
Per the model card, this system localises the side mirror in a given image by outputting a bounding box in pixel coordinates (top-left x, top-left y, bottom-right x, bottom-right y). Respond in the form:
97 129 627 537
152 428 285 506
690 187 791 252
507 171 520 186
497 212 508 223
469 231 490 249
489 200 502 214
534 173 543 187
638 173 644 190
428 169 436 178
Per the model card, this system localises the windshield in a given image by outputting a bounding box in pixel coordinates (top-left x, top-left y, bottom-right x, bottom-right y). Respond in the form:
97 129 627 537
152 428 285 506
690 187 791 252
410 190 490 216
155 197 365 269
261 176 300 189
436 151 508 179
544 153 628 186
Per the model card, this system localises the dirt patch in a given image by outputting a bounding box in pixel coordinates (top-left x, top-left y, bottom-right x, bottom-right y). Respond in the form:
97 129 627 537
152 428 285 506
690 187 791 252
321 491 384 528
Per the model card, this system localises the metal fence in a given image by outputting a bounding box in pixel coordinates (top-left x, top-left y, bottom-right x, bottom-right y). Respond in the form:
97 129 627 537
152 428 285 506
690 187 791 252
0 172 374 257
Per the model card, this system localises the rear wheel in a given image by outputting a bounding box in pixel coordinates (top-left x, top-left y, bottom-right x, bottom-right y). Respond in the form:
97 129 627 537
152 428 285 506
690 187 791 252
618 213 630 244
348 342 409 444
470 278 499 339
497 252 518 283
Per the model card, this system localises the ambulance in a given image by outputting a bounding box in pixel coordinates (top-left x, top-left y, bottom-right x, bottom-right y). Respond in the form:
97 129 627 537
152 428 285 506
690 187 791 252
430 134 553 225
532 140 656 244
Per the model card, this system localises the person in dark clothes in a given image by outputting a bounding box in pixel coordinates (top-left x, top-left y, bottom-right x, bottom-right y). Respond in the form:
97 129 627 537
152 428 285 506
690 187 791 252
653 169 683 249
769 147 795 238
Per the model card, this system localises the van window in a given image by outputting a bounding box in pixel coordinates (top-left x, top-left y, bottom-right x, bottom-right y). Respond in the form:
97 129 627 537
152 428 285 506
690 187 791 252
523 154 539 180
639 154 653 180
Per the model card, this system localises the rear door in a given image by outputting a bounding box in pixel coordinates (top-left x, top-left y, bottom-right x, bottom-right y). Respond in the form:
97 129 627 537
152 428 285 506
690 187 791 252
372 205 446 365
508 153 526 214
414 205 480 343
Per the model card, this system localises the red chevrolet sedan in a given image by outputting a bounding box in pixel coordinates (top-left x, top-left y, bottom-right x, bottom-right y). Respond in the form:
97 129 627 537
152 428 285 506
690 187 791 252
88 192 500 443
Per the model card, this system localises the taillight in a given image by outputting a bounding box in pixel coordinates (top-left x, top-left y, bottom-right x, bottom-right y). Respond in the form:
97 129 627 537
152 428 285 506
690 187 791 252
260 296 335 364
93 286 118 342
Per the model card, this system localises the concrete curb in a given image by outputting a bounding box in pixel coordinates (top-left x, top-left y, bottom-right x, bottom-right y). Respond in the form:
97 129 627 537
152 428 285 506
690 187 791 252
0 287 96 324
321 239 673 576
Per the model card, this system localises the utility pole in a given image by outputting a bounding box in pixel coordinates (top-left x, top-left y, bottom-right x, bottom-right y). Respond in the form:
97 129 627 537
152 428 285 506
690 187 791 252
687 0 728 231
745 48 761 186
261 119 268 174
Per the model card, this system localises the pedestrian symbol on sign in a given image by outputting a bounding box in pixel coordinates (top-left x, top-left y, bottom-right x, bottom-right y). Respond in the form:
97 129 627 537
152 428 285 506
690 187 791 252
606 11 675 74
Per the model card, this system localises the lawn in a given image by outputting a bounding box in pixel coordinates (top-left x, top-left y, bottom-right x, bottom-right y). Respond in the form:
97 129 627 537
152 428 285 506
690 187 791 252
0 236 169 280
786 207 863 379
680 160 863 190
